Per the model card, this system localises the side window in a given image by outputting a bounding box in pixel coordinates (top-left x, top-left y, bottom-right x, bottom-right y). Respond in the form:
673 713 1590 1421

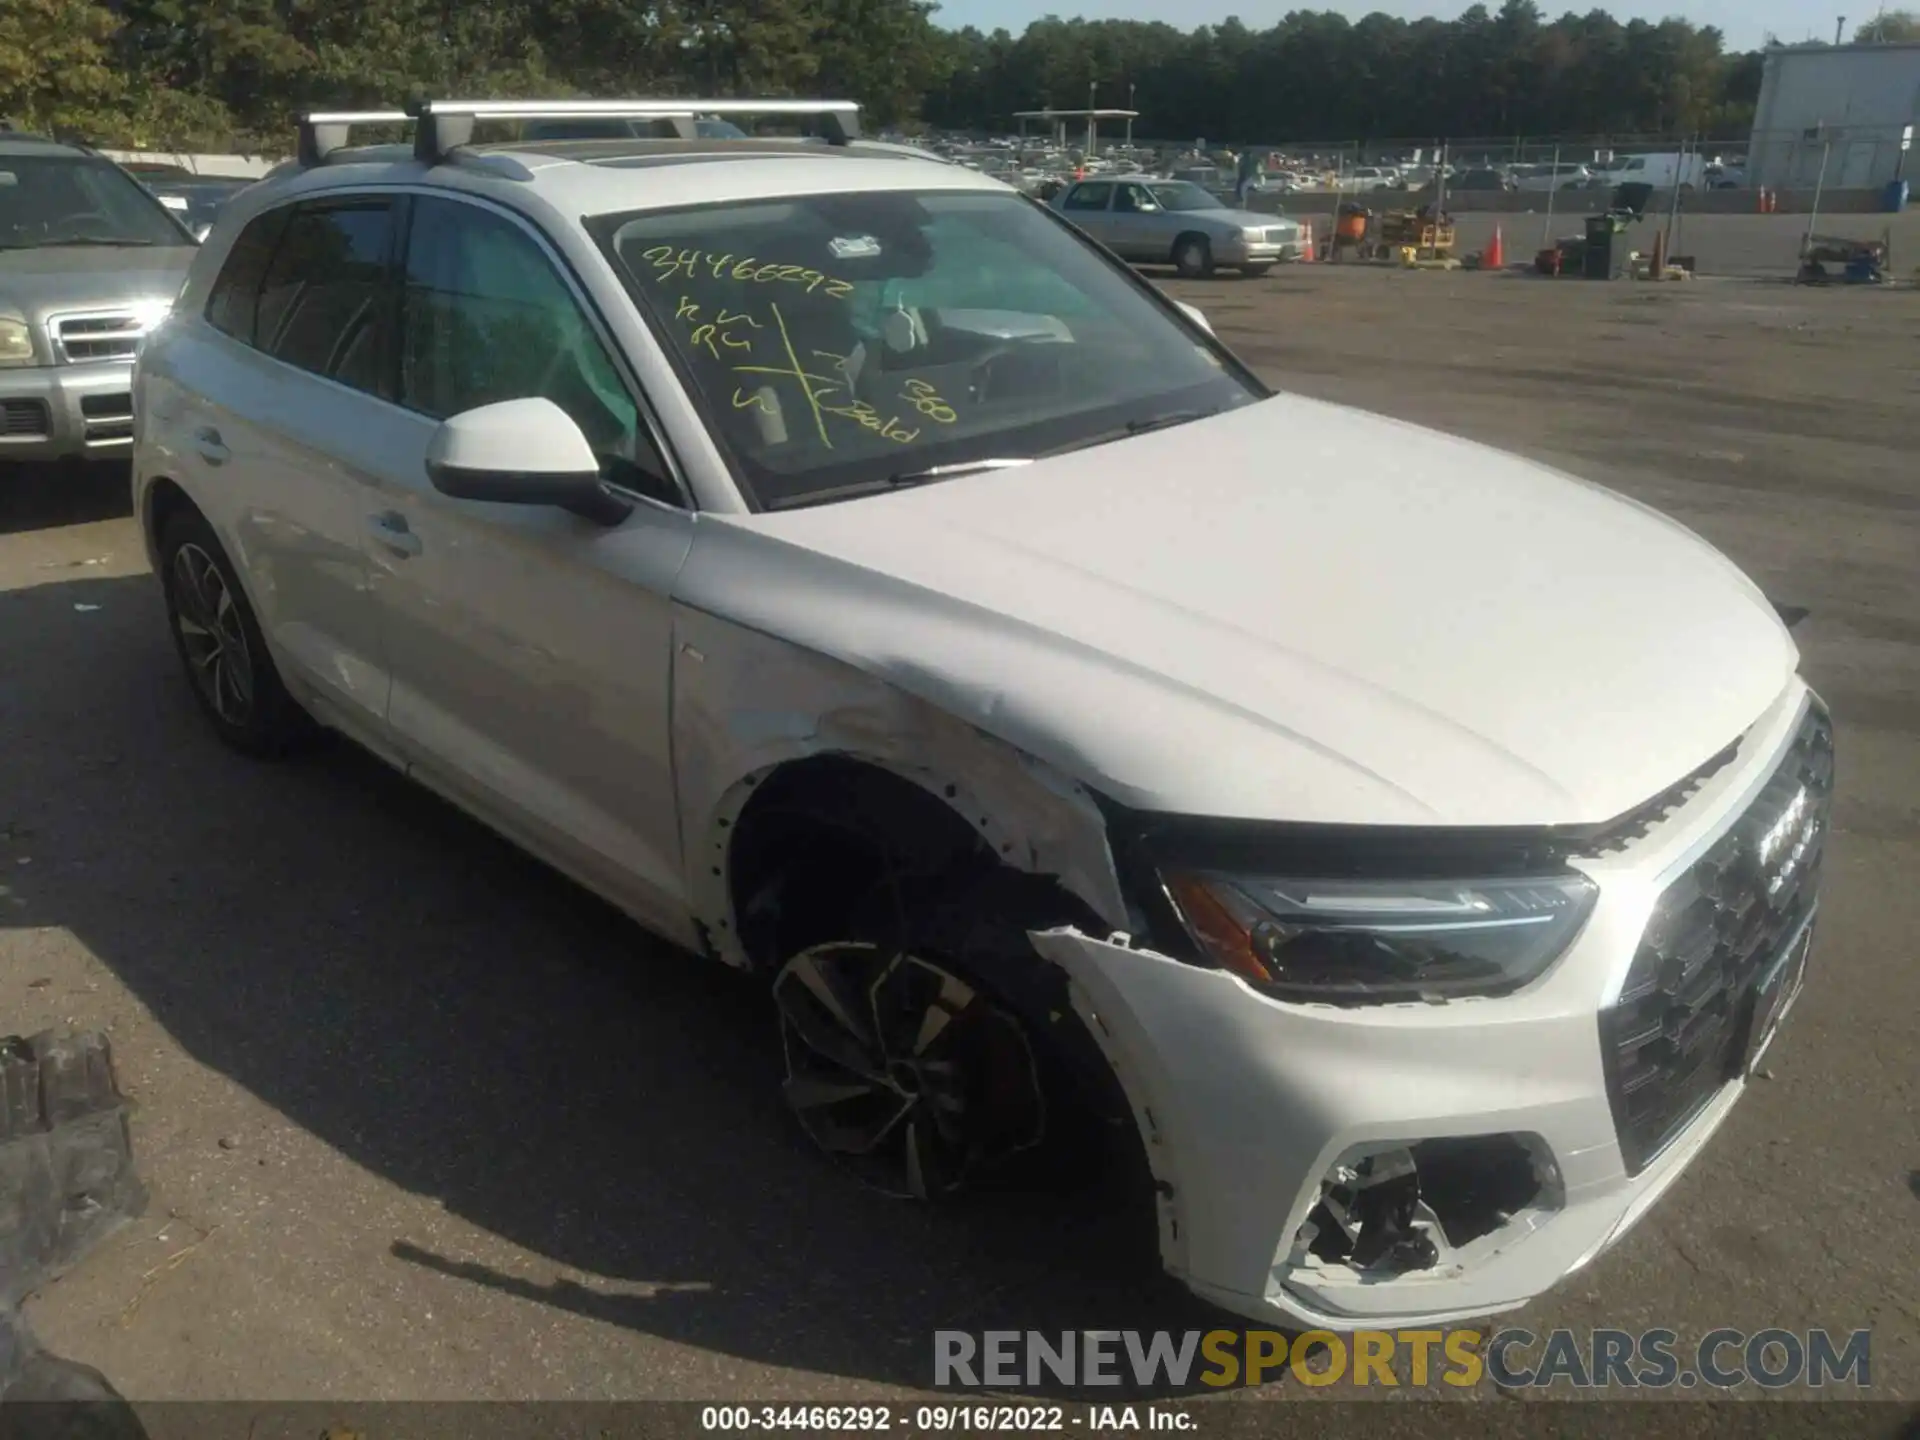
204 208 290 344
399 196 675 503
1063 182 1114 212
1114 184 1154 213
254 203 394 395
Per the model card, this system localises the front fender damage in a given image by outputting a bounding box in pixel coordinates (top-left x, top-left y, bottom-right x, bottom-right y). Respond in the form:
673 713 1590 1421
673 607 1130 969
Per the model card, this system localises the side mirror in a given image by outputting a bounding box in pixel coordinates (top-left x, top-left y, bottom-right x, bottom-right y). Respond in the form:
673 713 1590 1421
425 397 632 526
1175 301 1214 336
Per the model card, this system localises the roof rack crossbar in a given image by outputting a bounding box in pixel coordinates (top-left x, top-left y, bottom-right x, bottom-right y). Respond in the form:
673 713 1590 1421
296 98 863 169
405 98 861 162
298 110 410 168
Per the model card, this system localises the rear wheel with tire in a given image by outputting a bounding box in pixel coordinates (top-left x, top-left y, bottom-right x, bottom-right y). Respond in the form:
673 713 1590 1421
158 507 313 756
1172 234 1214 279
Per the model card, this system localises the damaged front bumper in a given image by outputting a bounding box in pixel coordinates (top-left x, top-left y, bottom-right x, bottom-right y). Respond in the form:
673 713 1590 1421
1030 680 1827 1329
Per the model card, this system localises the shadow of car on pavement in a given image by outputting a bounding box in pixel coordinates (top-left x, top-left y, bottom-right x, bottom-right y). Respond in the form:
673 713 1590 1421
0 568 1233 1399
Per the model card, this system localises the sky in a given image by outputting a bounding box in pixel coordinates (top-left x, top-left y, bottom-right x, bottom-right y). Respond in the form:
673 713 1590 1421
931 0 1854 54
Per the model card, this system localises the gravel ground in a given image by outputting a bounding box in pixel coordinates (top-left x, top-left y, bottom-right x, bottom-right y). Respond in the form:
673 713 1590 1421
2 261 1916 1416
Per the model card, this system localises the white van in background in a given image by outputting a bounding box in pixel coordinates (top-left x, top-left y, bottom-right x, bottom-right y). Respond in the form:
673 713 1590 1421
1595 152 1708 190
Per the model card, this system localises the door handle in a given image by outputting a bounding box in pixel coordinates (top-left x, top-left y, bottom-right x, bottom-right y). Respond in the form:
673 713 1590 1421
367 511 423 559
192 426 230 466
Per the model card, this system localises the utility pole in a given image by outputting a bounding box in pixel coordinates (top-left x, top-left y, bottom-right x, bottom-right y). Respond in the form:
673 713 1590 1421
1087 79 1097 156
1127 83 1136 147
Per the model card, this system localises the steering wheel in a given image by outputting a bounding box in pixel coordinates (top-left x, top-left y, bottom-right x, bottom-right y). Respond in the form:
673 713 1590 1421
966 339 1060 405
38 211 115 240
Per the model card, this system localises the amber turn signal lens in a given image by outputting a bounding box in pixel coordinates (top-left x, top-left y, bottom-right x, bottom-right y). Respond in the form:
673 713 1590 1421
1164 872 1273 984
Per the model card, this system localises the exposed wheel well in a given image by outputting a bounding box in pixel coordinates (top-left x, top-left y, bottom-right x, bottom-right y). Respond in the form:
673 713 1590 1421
725 755 993 972
1173 230 1211 257
144 476 196 550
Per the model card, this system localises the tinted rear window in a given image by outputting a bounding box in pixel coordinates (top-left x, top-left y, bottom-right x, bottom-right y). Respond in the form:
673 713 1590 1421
204 208 290 344
255 203 394 390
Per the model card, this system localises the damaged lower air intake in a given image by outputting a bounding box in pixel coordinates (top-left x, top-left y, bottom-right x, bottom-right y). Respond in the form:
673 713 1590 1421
1292 1135 1562 1277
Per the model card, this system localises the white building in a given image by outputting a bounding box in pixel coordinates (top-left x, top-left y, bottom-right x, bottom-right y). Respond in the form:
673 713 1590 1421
1747 41 1919 190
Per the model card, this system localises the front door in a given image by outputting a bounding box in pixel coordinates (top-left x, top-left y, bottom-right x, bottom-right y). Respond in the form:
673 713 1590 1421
1108 181 1169 261
363 194 697 938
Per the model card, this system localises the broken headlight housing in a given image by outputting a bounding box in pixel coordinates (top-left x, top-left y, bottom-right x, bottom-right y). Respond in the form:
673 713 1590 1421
1162 869 1597 1004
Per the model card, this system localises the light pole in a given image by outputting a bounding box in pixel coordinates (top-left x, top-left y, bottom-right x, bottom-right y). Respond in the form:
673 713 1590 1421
1087 79 1097 155
1127 83 1136 147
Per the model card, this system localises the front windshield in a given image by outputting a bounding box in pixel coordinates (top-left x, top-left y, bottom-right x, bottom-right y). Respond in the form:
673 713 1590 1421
0 154 192 249
1146 182 1226 212
592 189 1263 510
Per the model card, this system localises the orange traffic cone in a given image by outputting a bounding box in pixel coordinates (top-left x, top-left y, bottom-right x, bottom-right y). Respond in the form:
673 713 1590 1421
1484 224 1505 270
1300 218 1316 263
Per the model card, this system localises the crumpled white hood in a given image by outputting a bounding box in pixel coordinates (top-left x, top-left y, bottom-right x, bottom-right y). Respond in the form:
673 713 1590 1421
710 393 1798 827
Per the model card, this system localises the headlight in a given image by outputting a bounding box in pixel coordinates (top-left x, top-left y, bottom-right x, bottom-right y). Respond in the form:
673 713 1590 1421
129 297 173 332
0 317 34 367
1162 869 1598 1004
1241 227 1267 241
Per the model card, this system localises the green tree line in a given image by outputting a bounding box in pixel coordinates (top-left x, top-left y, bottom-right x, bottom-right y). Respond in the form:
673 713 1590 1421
4 0 1912 154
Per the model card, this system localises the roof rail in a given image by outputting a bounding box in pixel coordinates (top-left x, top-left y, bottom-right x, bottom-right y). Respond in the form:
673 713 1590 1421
298 110 410 168
404 98 862 164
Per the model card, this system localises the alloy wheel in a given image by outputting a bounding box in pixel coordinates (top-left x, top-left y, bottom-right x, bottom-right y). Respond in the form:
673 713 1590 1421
170 542 255 726
774 941 1045 1198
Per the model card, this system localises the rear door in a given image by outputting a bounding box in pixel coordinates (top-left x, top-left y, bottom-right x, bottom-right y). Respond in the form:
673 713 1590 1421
360 193 696 937
1059 181 1117 246
151 196 407 756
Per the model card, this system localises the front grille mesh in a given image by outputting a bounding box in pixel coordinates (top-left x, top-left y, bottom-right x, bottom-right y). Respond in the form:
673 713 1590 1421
0 398 49 437
52 313 144 363
1598 701 1834 1175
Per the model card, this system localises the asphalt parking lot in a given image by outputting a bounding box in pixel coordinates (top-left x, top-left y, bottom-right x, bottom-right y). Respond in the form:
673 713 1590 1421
3 264 1917 1412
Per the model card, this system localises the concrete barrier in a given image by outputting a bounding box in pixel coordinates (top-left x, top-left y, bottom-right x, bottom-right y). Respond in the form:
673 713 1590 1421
101 150 280 178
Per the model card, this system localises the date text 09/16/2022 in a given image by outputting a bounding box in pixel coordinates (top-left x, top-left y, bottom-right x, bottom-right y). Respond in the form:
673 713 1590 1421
700 1406 1190 1433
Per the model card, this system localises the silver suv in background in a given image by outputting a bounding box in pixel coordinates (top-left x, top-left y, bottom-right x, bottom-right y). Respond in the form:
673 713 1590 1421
0 128 197 467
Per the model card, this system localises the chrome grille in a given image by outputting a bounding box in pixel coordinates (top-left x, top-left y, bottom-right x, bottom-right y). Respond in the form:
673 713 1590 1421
50 312 145 364
0 398 49 438
1265 228 1296 245
1598 701 1834 1175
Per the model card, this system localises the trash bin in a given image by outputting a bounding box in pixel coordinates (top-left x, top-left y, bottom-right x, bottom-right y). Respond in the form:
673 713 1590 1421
1583 214 1629 280
1883 179 1910 213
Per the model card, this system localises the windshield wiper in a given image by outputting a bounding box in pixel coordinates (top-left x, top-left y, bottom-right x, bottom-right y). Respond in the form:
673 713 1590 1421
1040 407 1220 459
884 457 1034 486
764 458 1033 511
38 237 160 248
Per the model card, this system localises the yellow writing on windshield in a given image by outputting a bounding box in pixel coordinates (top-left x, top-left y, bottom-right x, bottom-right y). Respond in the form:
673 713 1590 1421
670 293 956 447
641 245 854 299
